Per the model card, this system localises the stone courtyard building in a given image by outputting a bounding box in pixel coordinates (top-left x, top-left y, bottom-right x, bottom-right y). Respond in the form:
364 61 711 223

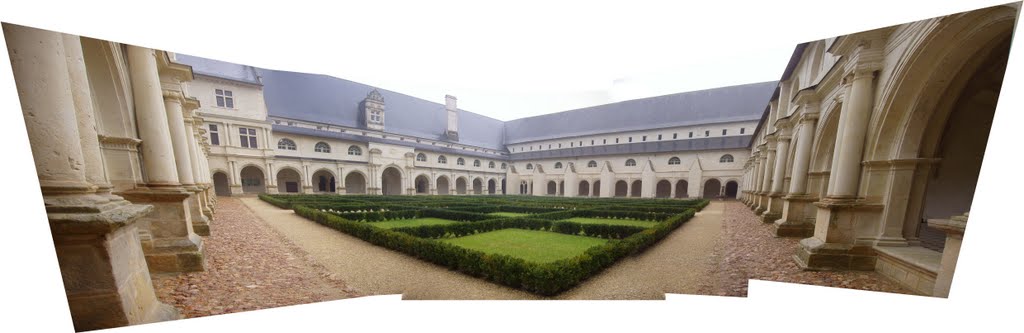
3 2 1018 331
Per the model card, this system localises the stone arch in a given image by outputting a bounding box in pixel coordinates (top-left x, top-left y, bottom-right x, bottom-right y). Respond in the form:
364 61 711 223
311 168 336 193
488 178 497 194
614 180 628 197
500 178 506 194
455 176 468 194
725 180 739 198
239 165 266 194
414 174 430 194
381 166 403 195
547 181 558 196
655 179 672 198
675 180 688 198
578 180 590 197
703 178 722 198
436 175 451 195
473 177 483 194
630 180 642 197
344 170 367 194
592 180 601 197
276 167 303 193
212 171 231 196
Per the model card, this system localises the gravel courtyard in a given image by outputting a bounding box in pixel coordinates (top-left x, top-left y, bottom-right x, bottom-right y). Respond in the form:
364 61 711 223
152 197 914 317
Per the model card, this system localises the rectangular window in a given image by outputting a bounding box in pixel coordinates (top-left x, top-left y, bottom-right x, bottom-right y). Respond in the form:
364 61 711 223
705 130 710 137
642 136 647 141
570 142 573 147
239 127 258 148
209 124 220 146
615 138 619 143
689 132 693 138
657 134 662 140
628 137 633 143
558 143 562 148
723 129 728 135
741 128 746 134
215 89 234 108
603 139 606 144
673 133 678 139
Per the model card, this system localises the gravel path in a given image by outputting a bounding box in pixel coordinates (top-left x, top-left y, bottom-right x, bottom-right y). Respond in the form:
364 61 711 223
151 198 360 318
239 197 725 300
695 200 914 296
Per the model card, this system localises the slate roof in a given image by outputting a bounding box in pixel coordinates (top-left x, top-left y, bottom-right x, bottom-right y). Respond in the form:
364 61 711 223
175 54 261 85
503 81 777 144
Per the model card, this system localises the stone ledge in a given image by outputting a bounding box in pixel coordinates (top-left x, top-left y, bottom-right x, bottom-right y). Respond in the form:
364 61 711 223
50 203 154 235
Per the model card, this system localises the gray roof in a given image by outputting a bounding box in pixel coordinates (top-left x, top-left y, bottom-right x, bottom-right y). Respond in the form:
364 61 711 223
273 125 509 162
503 81 777 144
175 54 261 85
508 135 753 161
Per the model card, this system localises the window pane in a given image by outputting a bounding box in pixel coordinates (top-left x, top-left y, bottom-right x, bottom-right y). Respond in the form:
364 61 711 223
240 135 249 148
215 89 223 95
249 137 258 148
216 96 224 107
209 124 218 131
240 128 246 134
248 128 256 135
226 98 234 108
224 90 232 96
211 134 219 146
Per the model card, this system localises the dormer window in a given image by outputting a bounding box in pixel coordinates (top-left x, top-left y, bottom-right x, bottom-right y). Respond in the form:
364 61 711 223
215 89 234 108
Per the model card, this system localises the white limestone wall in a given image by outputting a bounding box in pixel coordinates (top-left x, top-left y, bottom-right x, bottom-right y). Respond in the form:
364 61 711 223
186 76 267 121
507 120 758 153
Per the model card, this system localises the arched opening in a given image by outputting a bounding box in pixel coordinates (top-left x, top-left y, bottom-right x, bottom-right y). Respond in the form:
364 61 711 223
592 180 601 197
559 181 565 196
675 180 688 198
578 180 590 197
240 166 266 194
436 176 450 195
345 172 366 194
312 169 336 193
415 175 430 194
703 179 721 198
473 178 483 194
614 180 628 197
630 180 642 197
655 180 671 198
213 172 231 196
381 167 403 195
276 168 302 193
455 177 467 194
488 179 497 194
725 181 739 198
547 181 558 195
519 181 528 195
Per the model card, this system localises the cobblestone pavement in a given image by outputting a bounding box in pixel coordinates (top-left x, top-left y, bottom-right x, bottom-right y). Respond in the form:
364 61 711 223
151 198 360 318
695 200 915 297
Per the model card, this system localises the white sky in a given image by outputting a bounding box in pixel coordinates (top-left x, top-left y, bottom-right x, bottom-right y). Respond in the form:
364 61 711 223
1 0 1010 121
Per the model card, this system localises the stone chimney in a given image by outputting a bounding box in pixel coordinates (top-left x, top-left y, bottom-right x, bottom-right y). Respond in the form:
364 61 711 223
445 94 459 141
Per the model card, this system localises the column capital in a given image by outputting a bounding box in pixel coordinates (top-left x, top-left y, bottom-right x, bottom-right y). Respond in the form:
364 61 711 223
162 89 185 103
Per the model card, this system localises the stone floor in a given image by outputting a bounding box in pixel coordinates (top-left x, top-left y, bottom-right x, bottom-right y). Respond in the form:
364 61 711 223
151 198 360 318
695 200 916 296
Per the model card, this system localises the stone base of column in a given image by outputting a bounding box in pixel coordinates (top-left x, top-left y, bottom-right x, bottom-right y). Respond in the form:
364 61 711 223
760 192 785 223
368 187 381 195
185 186 210 236
752 193 768 214
302 185 313 194
48 193 180 331
120 186 206 273
229 184 243 195
774 195 817 237
794 237 877 271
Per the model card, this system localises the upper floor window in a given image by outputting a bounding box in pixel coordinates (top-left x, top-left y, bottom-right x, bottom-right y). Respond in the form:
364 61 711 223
473 159 481 167
277 138 296 150
348 145 362 156
673 133 678 139
705 130 710 137
689 132 693 138
741 128 746 134
209 124 220 146
488 161 495 168
722 129 728 135
438 155 447 164
369 110 383 123
642 136 647 141
554 162 563 169
720 154 735 163
238 127 258 149
526 163 533 170
416 153 427 162
657 135 662 140
668 157 681 165
215 89 234 108
501 163 507 169
587 160 597 168
628 137 633 143
315 142 331 153
625 159 636 167
457 158 465 166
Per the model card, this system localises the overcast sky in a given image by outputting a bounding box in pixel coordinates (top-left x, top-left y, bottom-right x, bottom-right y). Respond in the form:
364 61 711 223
0 0 1010 121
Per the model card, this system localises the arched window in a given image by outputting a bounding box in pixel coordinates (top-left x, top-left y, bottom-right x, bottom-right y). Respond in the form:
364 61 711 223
587 160 597 168
347 145 362 156
473 159 481 167
277 138 296 150
625 159 636 167
668 157 681 165
720 154 734 163
526 163 533 170
416 153 427 162
315 142 331 153
438 155 447 164
501 163 507 169
488 161 495 168
554 162 563 169
457 158 465 166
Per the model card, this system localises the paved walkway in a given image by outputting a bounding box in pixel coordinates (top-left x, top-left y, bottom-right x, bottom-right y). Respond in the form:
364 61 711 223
239 197 726 300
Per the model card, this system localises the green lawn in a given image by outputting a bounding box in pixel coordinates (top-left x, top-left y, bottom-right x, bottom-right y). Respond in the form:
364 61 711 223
487 212 532 217
370 217 459 229
439 229 607 263
560 217 659 228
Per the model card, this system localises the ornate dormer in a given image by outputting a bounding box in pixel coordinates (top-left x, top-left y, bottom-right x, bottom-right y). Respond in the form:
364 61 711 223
362 89 385 131
445 94 459 141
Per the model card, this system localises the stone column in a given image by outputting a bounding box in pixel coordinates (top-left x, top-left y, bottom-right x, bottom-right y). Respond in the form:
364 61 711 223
6 25 179 330
164 92 209 236
777 111 819 237
119 46 204 273
831 71 875 198
641 160 655 198
599 163 614 198
564 166 578 197
751 152 766 208
754 139 776 214
182 109 212 235
762 132 791 223
928 213 967 298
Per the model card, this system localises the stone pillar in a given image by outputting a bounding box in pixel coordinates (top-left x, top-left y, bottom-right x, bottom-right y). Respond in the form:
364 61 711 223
164 92 209 236
928 213 967 298
119 46 204 273
6 25 178 330
754 139 776 214
564 166 578 197
599 163 614 198
182 108 212 235
777 111 819 237
762 132 791 223
797 69 879 271
641 160 655 198
751 152 766 208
